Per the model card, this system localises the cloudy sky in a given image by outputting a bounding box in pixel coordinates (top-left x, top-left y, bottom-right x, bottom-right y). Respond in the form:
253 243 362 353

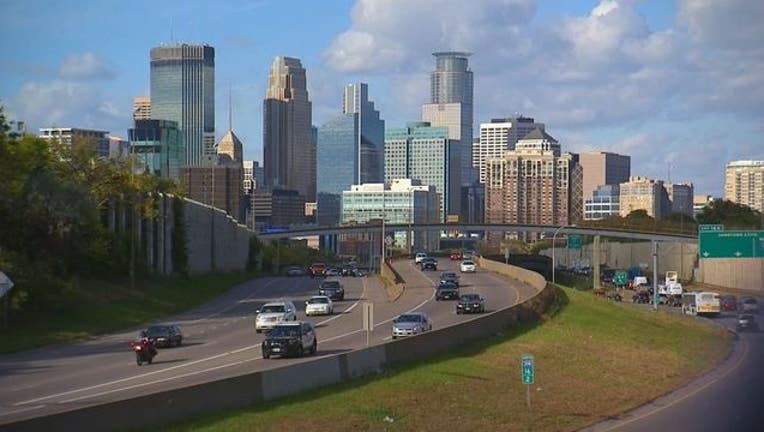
1 0 762 195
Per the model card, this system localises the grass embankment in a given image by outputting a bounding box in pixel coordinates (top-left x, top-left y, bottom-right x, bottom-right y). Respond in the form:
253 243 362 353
161 285 730 432
0 272 251 354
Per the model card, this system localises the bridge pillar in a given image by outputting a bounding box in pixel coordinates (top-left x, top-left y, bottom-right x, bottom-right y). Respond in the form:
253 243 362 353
593 235 601 291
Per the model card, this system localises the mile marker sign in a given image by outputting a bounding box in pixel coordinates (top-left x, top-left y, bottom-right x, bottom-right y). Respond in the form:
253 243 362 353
522 354 534 384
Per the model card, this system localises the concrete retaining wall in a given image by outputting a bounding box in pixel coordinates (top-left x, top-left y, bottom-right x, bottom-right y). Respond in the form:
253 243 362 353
4 265 558 432
182 198 251 274
696 258 764 293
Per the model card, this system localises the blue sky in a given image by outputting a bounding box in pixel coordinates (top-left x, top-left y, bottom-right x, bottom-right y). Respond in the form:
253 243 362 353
2 0 762 196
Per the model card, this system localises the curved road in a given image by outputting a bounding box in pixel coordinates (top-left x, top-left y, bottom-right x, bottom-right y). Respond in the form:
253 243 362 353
0 259 536 425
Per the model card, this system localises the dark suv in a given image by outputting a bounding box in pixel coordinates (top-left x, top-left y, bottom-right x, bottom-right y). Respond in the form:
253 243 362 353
435 282 459 300
142 325 183 348
262 322 317 358
318 279 345 300
421 257 438 271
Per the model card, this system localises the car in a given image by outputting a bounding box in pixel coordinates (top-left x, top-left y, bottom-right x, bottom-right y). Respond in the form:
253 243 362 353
309 262 327 278
318 278 345 301
739 297 759 313
255 300 298 333
305 295 333 316
736 314 758 332
439 271 460 286
456 293 486 314
285 265 304 277
325 267 342 277
449 251 462 261
341 264 358 277
142 324 183 347
415 252 428 264
392 312 432 339
262 321 317 358
463 249 476 259
420 257 438 271
435 282 459 300
720 295 738 311
460 260 476 273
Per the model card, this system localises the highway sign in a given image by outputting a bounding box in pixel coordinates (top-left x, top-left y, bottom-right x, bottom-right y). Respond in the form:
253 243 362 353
567 234 582 250
698 224 724 232
521 354 534 384
614 270 628 286
699 230 764 259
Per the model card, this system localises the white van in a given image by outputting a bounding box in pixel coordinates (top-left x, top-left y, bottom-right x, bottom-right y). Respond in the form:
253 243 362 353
415 252 428 264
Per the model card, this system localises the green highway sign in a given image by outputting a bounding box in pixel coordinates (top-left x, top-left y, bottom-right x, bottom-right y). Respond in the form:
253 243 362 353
522 354 534 384
699 230 764 259
567 234 582 250
698 224 724 232
614 270 628 286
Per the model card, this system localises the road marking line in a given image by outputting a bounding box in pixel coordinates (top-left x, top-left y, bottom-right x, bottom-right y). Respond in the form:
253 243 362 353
0 404 45 417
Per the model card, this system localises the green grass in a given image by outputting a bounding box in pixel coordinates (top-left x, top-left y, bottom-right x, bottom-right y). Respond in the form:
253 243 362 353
0 272 252 354
160 285 730 432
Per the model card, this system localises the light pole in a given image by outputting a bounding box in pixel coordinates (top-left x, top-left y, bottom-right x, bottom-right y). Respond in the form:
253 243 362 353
551 224 575 284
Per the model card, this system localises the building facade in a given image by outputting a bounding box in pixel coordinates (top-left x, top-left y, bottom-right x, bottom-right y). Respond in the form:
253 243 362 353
253 188 306 228
384 122 457 222
665 182 694 216
618 176 670 219
584 184 620 220
128 120 182 178
133 96 151 120
693 194 717 217
263 56 315 201
474 116 545 184
39 127 111 158
725 160 764 212
181 156 243 221
150 44 215 166
216 130 243 164
579 151 631 201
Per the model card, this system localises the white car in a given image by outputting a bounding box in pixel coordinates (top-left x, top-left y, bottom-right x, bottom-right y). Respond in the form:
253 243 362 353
392 312 432 339
255 300 297 333
305 295 333 316
460 260 476 273
415 252 428 264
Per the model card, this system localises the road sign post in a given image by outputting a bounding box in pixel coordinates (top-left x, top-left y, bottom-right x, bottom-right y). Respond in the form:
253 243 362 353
522 354 534 410
363 302 374 346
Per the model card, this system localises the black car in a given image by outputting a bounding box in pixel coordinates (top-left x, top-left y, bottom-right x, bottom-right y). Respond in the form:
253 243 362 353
341 265 359 277
737 314 758 332
456 293 486 314
421 257 438 271
435 282 459 300
142 325 183 347
318 279 345 300
439 271 460 287
262 322 317 358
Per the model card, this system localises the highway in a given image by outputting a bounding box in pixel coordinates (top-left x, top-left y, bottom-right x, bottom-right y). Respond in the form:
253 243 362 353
0 258 536 425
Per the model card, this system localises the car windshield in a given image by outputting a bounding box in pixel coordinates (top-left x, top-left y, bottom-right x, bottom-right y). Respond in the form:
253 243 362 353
145 326 169 336
395 314 422 323
439 283 457 290
269 326 299 337
460 294 480 301
260 305 286 313
321 281 340 289
308 297 329 304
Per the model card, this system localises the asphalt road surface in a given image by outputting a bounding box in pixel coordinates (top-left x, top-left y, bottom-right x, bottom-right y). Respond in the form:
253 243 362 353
0 259 536 425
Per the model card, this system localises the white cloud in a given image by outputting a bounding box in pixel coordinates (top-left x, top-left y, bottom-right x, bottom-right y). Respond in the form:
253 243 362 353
59 52 115 80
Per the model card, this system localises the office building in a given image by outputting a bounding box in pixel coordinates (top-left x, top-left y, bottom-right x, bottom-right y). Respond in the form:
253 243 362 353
693 195 717 217
725 160 764 212
39 127 110 158
317 83 384 226
665 182 694 216
133 96 151 120
181 155 243 220
579 152 631 201
150 44 215 166
474 116 545 183
584 184 620 220
263 56 315 200
385 122 457 222
128 120 182 178
618 176 670 219
484 129 578 240
108 136 130 159
253 188 306 228
216 130 243 165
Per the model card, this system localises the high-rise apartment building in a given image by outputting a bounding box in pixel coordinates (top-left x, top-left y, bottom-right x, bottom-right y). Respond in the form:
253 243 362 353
133 96 151 120
263 56 314 201
725 160 764 212
150 44 215 166
39 127 110 158
385 122 458 222
128 120 182 178
484 129 578 240
474 116 545 183
317 83 384 225
579 152 631 201
618 176 670 219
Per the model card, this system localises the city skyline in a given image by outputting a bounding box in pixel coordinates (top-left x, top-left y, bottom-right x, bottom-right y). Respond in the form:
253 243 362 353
2 0 763 196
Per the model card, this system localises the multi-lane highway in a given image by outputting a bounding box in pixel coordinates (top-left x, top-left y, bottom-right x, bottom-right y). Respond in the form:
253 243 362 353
0 259 536 425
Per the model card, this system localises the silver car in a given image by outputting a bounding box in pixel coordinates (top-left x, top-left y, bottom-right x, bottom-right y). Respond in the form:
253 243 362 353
255 300 297 333
392 312 432 339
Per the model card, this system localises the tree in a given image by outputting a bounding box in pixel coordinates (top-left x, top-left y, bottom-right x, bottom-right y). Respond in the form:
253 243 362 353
697 200 762 230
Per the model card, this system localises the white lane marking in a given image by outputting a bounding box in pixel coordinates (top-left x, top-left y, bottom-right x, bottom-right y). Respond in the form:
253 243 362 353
0 404 45 417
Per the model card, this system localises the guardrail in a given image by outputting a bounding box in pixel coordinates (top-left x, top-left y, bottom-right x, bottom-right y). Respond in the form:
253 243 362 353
5 262 559 432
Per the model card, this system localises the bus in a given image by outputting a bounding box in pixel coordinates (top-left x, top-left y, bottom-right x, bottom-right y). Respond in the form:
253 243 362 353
682 291 721 316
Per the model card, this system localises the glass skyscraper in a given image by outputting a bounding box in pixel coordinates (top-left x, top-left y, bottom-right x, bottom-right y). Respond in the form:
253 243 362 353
150 44 215 167
128 119 182 179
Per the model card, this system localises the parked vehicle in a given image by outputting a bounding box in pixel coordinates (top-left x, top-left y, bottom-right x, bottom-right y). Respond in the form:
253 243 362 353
449 251 462 261
435 282 459 301
460 260 476 273
415 252 428 264
682 292 721 316
318 278 345 300
262 321 317 358
309 262 327 278
305 295 333 316
142 325 182 348
739 297 759 313
421 257 438 271
439 271 460 286
285 265 305 277
632 290 651 304
392 312 432 338
255 300 298 333
720 295 738 312
456 293 485 314
131 338 157 366
631 276 648 289
736 314 759 332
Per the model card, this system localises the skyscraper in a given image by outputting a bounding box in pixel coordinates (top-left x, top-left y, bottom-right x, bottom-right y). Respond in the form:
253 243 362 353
128 119 182 178
317 83 384 225
216 131 243 164
263 56 314 201
474 116 545 183
421 51 475 219
579 152 631 201
725 160 764 212
150 44 215 166
133 96 151 120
